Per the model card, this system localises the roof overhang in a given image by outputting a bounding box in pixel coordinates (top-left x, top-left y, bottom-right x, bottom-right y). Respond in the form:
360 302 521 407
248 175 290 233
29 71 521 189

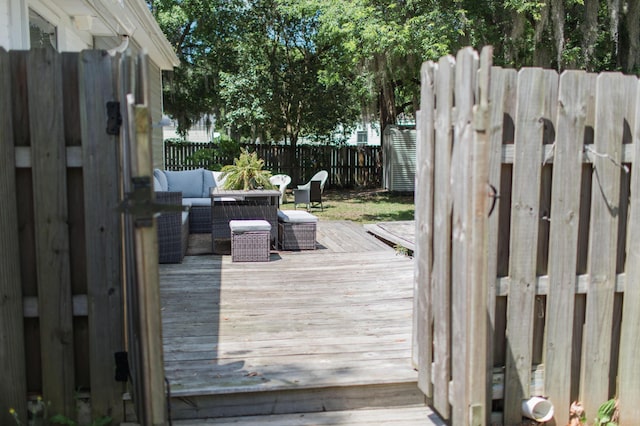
54 0 179 69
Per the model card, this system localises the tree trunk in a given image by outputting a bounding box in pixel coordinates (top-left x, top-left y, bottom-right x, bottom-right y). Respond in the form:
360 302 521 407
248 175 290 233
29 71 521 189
551 0 565 70
582 0 600 71
378 80 396 150
622 0 640 72
288 135 299 185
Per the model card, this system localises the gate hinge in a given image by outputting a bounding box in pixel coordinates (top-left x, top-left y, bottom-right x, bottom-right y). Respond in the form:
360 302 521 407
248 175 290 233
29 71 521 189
118 176 185 228
114 351 129 382
106 101 122 135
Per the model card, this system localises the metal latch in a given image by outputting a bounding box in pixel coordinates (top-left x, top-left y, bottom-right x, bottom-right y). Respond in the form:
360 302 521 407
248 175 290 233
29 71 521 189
119 176 185 227
106 101 122 135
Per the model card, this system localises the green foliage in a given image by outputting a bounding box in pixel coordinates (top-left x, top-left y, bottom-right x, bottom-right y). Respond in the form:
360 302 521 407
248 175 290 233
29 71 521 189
152 0 640 146
187 135 242 169
594 399 618 426
8 396 112 426
221 148 275 190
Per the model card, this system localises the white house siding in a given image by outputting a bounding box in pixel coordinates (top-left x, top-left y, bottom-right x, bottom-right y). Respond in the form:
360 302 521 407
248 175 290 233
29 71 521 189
149 61 164 169
1 0 178 171
1 0 29 50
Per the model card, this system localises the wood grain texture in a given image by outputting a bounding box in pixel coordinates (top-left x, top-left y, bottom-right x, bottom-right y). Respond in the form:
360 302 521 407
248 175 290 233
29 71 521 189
414 60 435 397
618 78 640 425
160 221 419 417
0 48 28 426
504 68 557 424
467 46 492 425
130 52 168 425
172 406 445 426
449 46 478 426
78 50 125 420
431 55 455 420
544 71 589 426
579 73 631 417
28 47 76 418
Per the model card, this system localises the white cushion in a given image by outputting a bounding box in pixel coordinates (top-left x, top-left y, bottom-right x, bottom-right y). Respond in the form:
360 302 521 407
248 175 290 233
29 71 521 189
277 210 318 223
229 220 271 233
183 197 212 207
153 169 168 191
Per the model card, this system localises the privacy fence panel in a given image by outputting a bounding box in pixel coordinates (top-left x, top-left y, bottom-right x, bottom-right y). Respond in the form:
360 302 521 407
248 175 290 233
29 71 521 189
414 47 640 425
164 142 383 188
0 48 141 425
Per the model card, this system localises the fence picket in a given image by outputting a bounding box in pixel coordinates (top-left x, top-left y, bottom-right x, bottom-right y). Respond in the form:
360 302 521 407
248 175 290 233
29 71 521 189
450 47 479 425
0 48 28 426
580 73 634 417
544 70 590 426
504 68 557 424
27 48 76 417
484 66 510 421
78 50 125 420
618 79 640 424
431 55 454 420
414 60 436 397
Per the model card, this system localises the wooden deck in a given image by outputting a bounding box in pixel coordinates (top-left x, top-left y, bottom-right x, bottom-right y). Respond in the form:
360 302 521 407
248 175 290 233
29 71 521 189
161 220 441 424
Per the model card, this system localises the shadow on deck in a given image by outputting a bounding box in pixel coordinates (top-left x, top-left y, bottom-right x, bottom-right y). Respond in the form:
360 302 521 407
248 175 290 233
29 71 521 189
161 220 442 425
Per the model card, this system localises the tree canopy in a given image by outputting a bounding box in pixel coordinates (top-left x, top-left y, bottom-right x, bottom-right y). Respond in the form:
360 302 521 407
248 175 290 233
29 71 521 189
150 0 640 143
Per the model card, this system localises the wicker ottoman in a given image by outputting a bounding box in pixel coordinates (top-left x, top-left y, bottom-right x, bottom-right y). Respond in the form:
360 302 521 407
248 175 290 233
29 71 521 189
229 220 271 262
277 210 318 250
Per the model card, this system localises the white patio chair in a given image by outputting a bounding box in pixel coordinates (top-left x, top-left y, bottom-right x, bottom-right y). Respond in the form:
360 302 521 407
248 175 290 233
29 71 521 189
269 174 292 205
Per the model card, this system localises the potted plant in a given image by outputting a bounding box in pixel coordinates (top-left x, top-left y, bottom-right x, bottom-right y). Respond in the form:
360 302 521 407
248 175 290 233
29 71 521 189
221 148 275 191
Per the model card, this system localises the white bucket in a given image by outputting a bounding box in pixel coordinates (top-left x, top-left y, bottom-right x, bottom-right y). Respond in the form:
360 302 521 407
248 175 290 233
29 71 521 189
522 397 554 422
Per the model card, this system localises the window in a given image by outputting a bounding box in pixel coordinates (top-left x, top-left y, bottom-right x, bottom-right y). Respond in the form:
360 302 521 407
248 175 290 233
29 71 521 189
356 130 368 145
29 9 57 49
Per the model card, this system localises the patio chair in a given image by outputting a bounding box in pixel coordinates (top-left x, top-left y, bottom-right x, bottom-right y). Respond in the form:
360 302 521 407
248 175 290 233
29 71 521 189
269 174 291 205
294 170 327 211
297 170 328 193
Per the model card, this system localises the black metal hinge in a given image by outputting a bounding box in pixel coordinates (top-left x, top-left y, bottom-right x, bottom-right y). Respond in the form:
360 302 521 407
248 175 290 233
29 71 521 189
106 101 122 135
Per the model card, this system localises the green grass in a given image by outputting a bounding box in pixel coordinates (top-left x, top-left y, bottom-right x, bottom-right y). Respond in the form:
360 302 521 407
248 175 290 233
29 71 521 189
281 188 415 224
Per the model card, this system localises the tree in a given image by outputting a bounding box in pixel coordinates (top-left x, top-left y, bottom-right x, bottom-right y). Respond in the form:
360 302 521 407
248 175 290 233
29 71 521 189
149 0 244 135
218 0 361 180
151 0 639 146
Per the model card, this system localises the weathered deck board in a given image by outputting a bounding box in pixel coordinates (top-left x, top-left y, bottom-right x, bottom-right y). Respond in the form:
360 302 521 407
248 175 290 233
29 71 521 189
160 220 422 419
173 406 445 425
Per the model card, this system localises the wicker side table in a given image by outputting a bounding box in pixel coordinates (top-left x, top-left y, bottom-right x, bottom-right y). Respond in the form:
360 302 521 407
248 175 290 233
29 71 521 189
229 220 271 262
277 210 318 250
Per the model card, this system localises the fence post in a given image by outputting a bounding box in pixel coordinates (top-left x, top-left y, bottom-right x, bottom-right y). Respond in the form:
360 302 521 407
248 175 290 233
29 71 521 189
414 59 436 398
0 48 28 426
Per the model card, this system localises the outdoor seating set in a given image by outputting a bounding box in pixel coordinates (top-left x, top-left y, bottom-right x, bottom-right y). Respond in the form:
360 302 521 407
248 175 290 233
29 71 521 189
153 168 326 263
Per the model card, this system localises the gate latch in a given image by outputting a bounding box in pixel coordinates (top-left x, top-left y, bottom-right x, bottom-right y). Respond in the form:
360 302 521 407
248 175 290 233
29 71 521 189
119 176 185 228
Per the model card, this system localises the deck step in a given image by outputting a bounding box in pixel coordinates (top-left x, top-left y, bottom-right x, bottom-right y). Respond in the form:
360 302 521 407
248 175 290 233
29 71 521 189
168 381 425 420
172 405 445 425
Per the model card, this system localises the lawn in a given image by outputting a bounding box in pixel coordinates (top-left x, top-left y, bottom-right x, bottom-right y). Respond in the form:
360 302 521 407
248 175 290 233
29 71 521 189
282 188 415 224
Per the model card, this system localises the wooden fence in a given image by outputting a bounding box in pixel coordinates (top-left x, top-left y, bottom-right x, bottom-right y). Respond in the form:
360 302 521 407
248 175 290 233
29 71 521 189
164 142 383 188
0 48 162 425
413 46 640 425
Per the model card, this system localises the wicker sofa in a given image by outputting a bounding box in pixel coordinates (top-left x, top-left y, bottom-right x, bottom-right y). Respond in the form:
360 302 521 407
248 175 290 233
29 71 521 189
153 168 226 263
155 191 190 264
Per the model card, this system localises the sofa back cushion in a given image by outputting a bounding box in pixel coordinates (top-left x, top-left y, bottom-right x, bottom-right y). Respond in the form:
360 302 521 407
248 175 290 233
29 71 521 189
203 169 217 197
153 169 169 191
164 169 203 198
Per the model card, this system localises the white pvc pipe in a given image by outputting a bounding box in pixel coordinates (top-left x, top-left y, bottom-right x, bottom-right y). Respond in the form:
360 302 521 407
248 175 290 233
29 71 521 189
522 397 555 422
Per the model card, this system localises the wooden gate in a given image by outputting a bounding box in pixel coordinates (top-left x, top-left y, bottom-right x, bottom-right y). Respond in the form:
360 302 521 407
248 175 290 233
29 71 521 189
414 47 640 425
0 48 165 425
